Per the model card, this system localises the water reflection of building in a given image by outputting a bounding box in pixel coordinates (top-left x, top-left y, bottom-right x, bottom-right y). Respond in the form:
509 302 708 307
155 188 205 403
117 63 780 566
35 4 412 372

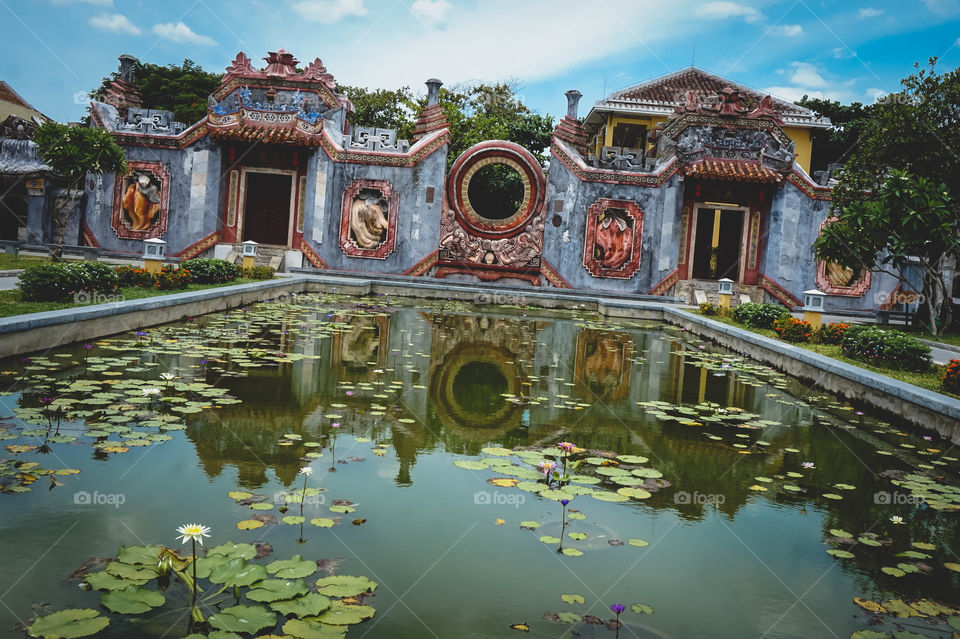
574 329 633 402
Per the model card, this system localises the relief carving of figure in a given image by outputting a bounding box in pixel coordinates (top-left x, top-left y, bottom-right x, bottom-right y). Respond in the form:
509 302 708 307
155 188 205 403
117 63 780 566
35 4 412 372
122 173 161 231
349 190 388 249
827 261 857 288
594 210 633 270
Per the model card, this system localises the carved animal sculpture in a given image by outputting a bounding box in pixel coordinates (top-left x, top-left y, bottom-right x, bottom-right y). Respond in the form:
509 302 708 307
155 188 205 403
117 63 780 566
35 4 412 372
594 214 633 270
350 197 388 249
122 174 161 231
826 261 855 288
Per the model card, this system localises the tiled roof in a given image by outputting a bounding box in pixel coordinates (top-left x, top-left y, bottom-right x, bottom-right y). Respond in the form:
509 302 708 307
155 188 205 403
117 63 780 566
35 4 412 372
681 159 783 183
0 82 32 110
607 67 813 117
208 124 322 147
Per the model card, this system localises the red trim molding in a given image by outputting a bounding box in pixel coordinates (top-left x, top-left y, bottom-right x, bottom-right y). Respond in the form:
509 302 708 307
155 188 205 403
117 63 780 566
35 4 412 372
81 222 100 248
339 179 399 259
649 267 682 296
404 251 438 277
787 170 832 201
111 161 171 240
174 231 220 261
299 239 328 269
540 259 572 289
582 198 644 279
760 274 803 309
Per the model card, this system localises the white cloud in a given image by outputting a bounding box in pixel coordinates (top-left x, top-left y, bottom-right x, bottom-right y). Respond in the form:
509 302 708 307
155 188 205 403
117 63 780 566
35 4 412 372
292 0 368 23
411 0 452 23
88 13 141 35
51 0 113 5
864 88 887 103
857 7 883 18
922 0 960 14
789 61 828 88
832 47 856 59
151 22 216 46
770 24 803 37
696 2 763 24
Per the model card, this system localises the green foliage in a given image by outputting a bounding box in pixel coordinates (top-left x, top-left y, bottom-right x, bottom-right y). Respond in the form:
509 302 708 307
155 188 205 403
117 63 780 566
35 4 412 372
179 258 239 283
18 262 118 302
242 266 276 280
773 316 812 343
840 326 932 371
33 122 127 182
115 266 156 288
731 302 788 329
155 265 192 290
93 60 221 125
337 85 418 140
816 321 850 345
796 97 875 174
698 302 717 316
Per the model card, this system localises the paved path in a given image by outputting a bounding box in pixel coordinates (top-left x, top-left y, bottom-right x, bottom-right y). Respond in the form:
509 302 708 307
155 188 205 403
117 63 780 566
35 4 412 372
0 277 18 291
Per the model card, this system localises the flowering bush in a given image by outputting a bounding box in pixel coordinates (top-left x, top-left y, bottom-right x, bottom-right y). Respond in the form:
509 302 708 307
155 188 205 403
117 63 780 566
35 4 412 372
155 266 191 290
732 302 788 329
817 322 850 345
698 302 717 316
773 316 812 342
242 266 275 280
115 266 157 288
942 359 960 394
840 326 931 371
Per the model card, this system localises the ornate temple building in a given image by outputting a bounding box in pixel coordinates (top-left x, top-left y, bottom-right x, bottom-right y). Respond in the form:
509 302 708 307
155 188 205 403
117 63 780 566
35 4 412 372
1 51 903 313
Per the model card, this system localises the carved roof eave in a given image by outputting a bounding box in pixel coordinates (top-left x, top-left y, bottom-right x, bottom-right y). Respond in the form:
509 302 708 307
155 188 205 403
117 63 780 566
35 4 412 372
585 100 833 129
660 111 796 149
317 126 450 167
212 74 342 111
551 138 678 187
89 102 209 150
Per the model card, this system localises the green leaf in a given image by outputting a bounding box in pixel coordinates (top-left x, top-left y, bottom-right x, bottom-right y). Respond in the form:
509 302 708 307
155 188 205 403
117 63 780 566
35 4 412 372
826 549 854 559
208 605 277 634
314 575 378 597
539 536 561 544
271 593 332 617
104 561 157 580
453 460 489 470
100 586 165 614
207 542 257 560
560 594 585 604
114 545 162 566
829 529 853 539
282 618 347 638
630 603 655 615
208 557 268 587
315 601 376 625
628 538 649 547
556 611 581 623
267 555 317 579
310 518 336 528
247 579 310 602
84 570 148 591
561 548 583 556
26 609 109 639
568 532 588 540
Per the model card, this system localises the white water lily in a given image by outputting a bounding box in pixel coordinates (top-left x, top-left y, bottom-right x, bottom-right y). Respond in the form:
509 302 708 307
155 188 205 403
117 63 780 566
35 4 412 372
299 466 313 476
889 515 905 525
159 373 176 381
176 523 211 545
141 387 161 396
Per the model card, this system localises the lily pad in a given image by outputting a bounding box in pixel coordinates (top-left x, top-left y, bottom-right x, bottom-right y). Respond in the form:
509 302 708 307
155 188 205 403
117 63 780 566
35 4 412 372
560 594 585 604
267 555 317 579
237 519 265 530
208 557 268 587
247 579 310 602
315 601 376 625
630 603 655 615
271 593 332 617
208 605 277 634
453 460 489 470
207 542 257 560
281 618 347 638
314 575 378 597
628 538 649 547
26 608 109 639
561 548 583 556
100 587 165 614
826 549 854 559
539 536 561 544
481 447 514 457
310 518 336 528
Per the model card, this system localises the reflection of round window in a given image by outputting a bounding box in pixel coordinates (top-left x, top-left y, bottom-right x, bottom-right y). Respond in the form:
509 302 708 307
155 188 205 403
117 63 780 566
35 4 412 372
466 163 525 221
452 361 508 415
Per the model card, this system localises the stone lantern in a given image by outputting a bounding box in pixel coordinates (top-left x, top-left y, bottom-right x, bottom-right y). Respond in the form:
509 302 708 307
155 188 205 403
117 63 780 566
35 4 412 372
242 240 258 270
803 289 826 329
143 238 166 274
717 278 734 311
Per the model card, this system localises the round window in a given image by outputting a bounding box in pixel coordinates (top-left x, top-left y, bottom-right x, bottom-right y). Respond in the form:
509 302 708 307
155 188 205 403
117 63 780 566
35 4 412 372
466 163 525 221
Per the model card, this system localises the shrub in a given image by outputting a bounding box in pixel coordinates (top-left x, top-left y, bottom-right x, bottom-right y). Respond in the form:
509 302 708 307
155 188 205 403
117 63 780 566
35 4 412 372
18 264 82 302
817 322 850 345
732 302 788 329
698 302 716 316
115 266 157 288
242 266 275 280
840 327 932 371
944 360 960 394
774 315 812 342
179 258 239 284
17 262 118 302
155 266 192 290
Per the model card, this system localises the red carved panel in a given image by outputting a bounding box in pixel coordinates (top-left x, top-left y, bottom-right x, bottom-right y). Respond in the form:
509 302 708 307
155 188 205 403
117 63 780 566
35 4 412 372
111 161 171 240
813 218 872 296
339 179 398 259
582 199 644 279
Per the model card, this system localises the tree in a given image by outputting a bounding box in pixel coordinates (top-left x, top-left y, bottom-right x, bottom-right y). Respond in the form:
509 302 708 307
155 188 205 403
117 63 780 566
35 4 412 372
336 85 418 141
814 59 960 335
34 122 127 258
93 60 221 125
796 97 875 174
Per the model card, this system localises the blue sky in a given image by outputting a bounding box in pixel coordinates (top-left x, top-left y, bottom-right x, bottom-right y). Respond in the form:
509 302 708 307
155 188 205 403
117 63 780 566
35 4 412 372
2 0 959 124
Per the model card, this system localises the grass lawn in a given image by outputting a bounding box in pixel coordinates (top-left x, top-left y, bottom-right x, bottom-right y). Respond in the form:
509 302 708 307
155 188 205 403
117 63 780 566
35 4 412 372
0 253 51 271
0 279 258 318
900 329 960 349
687 312 952 396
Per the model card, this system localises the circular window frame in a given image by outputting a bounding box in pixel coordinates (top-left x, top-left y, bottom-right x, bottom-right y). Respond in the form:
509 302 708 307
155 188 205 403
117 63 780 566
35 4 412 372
447 141 545 238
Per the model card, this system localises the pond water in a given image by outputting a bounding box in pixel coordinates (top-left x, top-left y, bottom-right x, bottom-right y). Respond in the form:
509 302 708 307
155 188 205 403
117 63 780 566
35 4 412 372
1 294 958 639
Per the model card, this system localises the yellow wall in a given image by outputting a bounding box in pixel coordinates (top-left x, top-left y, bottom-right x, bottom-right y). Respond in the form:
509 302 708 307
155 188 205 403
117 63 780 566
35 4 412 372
783 126 813 174
596 114 668 156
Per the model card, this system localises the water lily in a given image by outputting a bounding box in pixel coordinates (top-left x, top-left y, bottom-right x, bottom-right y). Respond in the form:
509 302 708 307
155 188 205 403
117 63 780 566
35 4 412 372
557 442 575 452
176 523 211 545
299 466 313 476
610 603 625 637
537 461 556 477
160 373 176 381
802 462 815 469
141 387 161 396
890 515 905 525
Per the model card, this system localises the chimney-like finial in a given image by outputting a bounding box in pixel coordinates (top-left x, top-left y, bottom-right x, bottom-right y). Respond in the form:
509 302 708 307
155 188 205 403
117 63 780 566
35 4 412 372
118 54 137 84
426 79 443 107
565 90 583 120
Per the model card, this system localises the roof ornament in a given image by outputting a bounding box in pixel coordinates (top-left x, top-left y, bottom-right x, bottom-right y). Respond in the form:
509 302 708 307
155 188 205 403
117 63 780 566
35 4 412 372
263 49 300 78
301 58 336 89
226 52 256 76
746 95 784 124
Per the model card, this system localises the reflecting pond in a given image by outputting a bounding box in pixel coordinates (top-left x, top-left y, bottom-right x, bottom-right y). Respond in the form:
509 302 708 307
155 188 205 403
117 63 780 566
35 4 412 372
1 294 959 638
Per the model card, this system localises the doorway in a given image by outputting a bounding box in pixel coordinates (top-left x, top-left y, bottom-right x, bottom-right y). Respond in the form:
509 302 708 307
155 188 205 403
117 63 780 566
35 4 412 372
241 171 294 246
690 205 746 281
